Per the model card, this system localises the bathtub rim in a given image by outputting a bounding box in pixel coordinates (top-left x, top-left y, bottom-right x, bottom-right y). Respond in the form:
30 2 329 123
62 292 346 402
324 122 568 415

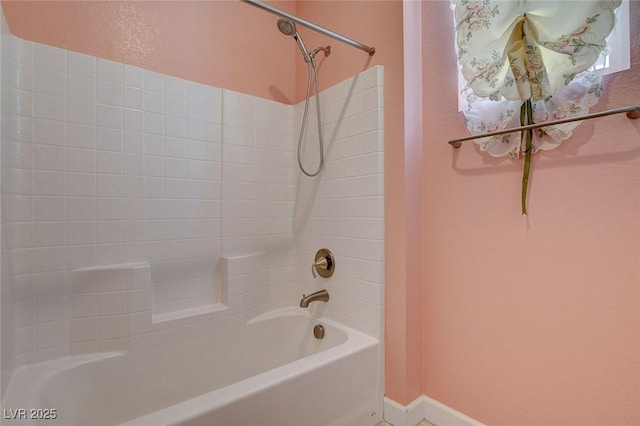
1 351 125 412
124 307 379 426
2 307 380 426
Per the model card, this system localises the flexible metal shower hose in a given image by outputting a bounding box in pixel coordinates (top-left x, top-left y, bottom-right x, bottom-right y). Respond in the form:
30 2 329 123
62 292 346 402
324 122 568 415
297 60 324 177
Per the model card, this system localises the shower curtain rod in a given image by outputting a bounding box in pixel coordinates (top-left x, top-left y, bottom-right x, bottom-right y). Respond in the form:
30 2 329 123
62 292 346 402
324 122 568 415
240 0 376 56
448 105 640 148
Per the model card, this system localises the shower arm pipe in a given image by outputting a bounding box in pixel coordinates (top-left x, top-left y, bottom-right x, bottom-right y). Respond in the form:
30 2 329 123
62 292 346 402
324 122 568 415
449 105 640 148
240 0 376 56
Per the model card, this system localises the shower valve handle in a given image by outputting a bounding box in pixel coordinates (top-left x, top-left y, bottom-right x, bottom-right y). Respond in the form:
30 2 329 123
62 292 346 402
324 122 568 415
312 258 328 278
311 249 335 279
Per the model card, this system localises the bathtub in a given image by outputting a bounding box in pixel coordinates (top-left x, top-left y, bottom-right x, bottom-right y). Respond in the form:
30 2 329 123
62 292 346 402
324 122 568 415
2 308 380 426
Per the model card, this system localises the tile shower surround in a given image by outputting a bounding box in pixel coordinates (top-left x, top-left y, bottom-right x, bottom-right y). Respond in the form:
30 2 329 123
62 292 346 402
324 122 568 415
1 32 384 372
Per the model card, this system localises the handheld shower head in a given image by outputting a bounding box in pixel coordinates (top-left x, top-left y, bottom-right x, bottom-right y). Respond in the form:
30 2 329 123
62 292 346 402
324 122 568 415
277 18 296 36
277 18 311 63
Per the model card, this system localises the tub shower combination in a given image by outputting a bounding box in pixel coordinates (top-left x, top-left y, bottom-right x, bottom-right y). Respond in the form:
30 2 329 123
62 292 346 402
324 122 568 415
1 2 384 425
4 307 379 426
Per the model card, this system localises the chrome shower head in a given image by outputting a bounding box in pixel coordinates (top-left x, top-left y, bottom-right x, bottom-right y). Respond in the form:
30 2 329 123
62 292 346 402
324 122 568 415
277 18 311 63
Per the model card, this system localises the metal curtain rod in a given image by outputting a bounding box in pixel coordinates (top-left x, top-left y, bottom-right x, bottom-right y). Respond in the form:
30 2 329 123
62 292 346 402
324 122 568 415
240 0 376 56
449 105 640 148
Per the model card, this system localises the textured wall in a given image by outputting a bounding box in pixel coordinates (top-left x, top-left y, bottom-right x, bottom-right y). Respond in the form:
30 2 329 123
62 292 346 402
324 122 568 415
421 2 640 425
1 1 297 103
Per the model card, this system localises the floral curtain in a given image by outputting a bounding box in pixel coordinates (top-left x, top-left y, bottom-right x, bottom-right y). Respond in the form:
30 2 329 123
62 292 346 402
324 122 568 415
453 0 621 213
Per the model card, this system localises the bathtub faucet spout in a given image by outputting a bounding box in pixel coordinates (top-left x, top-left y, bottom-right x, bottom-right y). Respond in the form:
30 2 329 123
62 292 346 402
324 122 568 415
299 289 330 307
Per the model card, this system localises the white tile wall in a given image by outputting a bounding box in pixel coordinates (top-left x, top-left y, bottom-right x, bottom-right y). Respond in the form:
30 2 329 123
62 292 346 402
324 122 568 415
1 28 384 373
221 89 295 255
1 11 13 399
294 66 385 339
0 34 227 364
67 262 151 353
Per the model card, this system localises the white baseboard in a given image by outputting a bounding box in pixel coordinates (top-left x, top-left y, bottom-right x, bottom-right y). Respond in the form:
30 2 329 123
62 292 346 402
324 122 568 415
383 396 425 426
383 395 485 426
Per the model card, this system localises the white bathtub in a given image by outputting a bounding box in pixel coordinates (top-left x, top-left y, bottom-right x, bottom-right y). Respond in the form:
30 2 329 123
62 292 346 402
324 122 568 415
2 308 380 426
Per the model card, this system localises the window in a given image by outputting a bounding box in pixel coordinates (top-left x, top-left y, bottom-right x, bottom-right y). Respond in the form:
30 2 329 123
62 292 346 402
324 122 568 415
598 0 630 75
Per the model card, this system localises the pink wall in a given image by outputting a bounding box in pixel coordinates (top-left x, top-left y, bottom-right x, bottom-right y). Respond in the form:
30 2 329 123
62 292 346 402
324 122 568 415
1 0 297 103
421 2 640 425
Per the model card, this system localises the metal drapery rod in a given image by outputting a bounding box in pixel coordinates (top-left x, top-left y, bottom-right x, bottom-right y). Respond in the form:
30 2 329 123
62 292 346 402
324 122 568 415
240 0 376 56
449 105 640 148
